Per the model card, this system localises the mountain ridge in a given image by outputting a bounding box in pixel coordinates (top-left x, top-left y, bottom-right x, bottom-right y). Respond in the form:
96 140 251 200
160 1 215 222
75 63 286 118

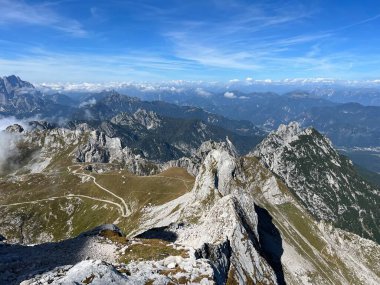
252 122 380 243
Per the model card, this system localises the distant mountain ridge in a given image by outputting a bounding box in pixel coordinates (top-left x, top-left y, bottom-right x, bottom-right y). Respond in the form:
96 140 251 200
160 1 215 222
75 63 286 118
0 75 263 138
68 108 263 162
73 90 264 137
125 86 380 148
0 75 73 117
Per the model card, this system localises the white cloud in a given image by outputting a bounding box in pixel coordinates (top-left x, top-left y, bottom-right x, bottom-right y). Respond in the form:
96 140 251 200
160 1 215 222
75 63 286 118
224 91 236 99
0 0 86 37
195 87 212 97
0 116 22 131
0 131 20 173
79 98 97 107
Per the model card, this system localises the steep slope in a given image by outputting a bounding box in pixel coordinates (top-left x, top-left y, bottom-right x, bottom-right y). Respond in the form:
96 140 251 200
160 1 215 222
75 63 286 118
251 122 380 243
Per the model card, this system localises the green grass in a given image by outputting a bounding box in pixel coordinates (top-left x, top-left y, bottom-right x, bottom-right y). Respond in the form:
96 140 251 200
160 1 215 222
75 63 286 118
93 167 193 207
0 164 194 243
119 238 187 263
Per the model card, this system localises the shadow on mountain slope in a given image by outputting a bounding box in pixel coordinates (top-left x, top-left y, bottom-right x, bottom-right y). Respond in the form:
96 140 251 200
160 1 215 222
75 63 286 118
255 204 286 285
0 224 120 285
135 225 178 242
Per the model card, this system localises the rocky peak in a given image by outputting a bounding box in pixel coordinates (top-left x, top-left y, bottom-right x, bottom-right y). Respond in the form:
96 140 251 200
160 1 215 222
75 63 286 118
3 75 34 89
193 144 238 200
5 124 24 133
133 108 161 130
166 139 280 284
197 140 238 160
1 75 34 95
0 75 35 104
252 122 380 243
163 139 239 177
274 121 302 143
102 90 138 104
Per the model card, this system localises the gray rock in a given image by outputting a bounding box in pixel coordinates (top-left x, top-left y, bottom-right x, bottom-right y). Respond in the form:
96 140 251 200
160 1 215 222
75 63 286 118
5 124 24 133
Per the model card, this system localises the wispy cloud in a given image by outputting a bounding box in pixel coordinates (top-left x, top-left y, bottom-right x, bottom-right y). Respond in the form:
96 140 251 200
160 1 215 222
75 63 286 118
1 1 380 81
0 0 87 37
157 1 322 71
332 13 380 32
152 1 380 78
0 46 206 81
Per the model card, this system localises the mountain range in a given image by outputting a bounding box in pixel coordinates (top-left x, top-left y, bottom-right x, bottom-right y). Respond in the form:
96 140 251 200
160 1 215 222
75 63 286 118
1 75 380 284
1 121 379 284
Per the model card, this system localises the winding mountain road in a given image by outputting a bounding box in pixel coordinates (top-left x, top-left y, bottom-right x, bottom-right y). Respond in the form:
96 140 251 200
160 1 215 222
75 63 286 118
0 194 125 215
67 165 130 217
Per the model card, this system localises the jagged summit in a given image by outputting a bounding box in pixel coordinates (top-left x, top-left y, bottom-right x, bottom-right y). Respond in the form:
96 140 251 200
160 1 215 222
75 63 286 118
0 75 34 93
0 75 36 106
252 122 380 243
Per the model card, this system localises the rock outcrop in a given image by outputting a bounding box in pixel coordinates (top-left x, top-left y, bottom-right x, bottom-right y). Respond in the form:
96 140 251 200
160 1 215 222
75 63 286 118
111 109 162 130
5 124 24 133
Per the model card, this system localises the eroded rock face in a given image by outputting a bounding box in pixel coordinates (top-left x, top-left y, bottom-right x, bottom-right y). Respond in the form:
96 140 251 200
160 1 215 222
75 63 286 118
195 240 232 285
153 141 279 284
0 75 34 103
75 130 159 175
132 108 162 130
163 140 238 177
76 131 113 163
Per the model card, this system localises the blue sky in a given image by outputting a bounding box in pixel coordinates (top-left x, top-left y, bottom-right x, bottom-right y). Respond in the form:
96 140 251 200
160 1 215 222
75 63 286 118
1 0 380 82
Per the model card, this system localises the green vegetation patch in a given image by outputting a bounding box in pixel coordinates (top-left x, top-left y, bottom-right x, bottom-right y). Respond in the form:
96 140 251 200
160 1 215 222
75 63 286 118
119 238 187 263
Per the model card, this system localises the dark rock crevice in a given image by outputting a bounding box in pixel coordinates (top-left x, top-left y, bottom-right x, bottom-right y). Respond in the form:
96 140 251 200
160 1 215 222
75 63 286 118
195 239 232 285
